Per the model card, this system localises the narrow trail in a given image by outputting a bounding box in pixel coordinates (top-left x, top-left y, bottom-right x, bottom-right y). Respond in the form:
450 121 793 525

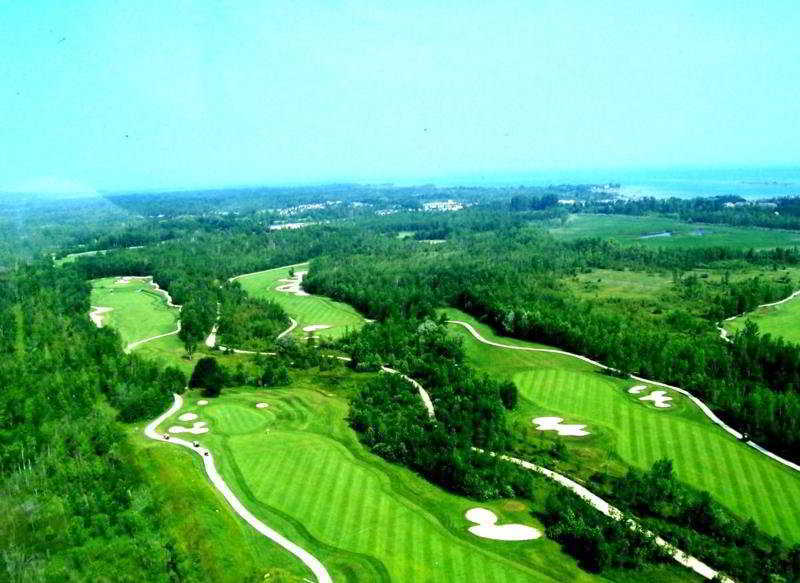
717 288 800 342
448 319 800 474
377 366 734 581
144 394 333 583
476 448 734 583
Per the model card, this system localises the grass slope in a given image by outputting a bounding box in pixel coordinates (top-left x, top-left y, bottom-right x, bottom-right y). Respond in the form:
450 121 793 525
441 308 800 544
725 293 800 344
149 369 698 582
90 277 179 347
235 264 365 340
549 214 800 249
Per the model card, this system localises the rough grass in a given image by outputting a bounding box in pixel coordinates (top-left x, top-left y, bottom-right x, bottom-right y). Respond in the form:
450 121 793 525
147 368 700 582
235 264 365 340
725 292 800 344
549 214 800 249
442 308 800 543
90 277 179 347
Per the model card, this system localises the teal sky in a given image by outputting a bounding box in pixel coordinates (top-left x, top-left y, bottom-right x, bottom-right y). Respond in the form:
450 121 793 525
1 1 798 193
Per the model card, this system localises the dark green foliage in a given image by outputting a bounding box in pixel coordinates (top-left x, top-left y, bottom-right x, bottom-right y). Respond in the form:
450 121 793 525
0 262 193 581
344 318 532 500
612 459 800 582
499 380 518 409
542 489 670 573
189 357 225 397
261 360 291 387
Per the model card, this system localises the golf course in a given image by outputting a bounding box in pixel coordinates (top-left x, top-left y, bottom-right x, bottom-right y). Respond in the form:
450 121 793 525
233 263 366 340
724 291 800 344
89 262 798 581
90 276 180 348
441 308 800 544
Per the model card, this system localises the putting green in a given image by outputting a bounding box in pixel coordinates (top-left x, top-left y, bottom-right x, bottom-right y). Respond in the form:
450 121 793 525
442 308 800 543
90 277 179 348
155 370 674 583
724 292 800 345
235 264 365 340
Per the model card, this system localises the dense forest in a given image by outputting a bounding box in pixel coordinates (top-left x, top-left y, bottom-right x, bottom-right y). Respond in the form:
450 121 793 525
0 262 192 581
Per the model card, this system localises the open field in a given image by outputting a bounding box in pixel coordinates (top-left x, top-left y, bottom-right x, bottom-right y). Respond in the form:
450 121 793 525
147 368 698 582
549 214 800 249
441 308 800 543
725 292 800 344
235 263 365 340
90 277 179 347
566 266 800 307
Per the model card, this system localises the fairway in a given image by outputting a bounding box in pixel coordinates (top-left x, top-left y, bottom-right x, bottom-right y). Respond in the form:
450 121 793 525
150 369 694 583
725 292 800 344
549 214 800 249
235 263 366 340
442 308 800 543
90 277 179 348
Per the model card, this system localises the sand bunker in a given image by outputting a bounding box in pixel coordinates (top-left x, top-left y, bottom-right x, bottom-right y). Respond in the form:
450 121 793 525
533 416 590 436
628 385 648 394
89 306 113 328
168 421 208 434
197 400 208 406
179 412 198 422
275 271 310 296
115 276 132 285
640 390 673 408
256 402 269 409
465 508 541 541
303 324 331 332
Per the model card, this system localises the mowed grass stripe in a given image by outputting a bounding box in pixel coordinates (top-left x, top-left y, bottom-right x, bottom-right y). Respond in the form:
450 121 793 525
508 364 800 541
229 430 552 582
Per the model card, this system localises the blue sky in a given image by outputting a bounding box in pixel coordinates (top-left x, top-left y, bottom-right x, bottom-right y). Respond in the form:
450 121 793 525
1 1 798 193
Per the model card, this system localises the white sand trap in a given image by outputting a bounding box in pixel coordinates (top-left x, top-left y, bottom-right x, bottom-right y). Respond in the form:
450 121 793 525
115 276 131 285
168 421 208 434
89 306 113 327
465 508 541 541
197 400 208 406
303 324 331 332
275 271 310 296
628 385 648 394
640 390 673 408
533 416 590 436
179 412 198 421
256 402 269 409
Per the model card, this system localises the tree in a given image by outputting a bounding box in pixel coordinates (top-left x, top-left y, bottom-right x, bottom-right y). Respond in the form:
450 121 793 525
189 357 225 397
499 380 518 409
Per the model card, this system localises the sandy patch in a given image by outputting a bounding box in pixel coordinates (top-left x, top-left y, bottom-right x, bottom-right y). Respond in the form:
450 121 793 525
89 306 113 328
503 500 527 512
115 276 131 285
628 385 648 394
169 421 208 434
303 324 331 332
465 508 541 541
179 412 198 422
275 271 310 296
533 416 590 436
256 402 269 409
197 400 208 406
640 390 673 408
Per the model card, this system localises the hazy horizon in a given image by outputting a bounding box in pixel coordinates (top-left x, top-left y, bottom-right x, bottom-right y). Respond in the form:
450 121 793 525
1 1 798 194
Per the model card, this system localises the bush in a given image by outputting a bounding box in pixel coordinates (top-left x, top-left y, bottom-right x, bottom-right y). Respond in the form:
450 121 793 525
189 357 225 397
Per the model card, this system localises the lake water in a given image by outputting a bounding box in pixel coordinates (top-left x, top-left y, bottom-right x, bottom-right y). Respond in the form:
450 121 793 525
430 166 800 200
